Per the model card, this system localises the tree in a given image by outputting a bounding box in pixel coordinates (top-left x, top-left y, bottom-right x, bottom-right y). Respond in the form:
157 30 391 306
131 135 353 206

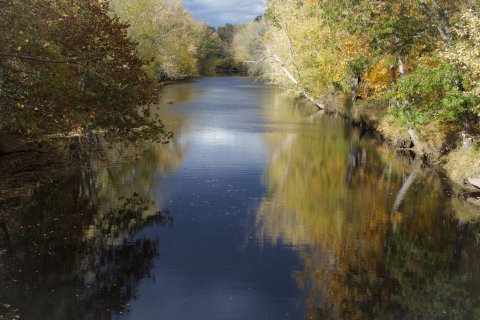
109 0 203 80
260 0 347 103
440 10 480 107
388 59 479 127
232 19 269 75
255 0 479 146
214 23 246 71
217 23 237 47
196 24 224 73
386 1 480 133
0 0 170 142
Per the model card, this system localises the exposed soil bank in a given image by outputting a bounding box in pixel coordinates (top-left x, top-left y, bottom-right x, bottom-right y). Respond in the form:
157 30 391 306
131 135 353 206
317 92 480 192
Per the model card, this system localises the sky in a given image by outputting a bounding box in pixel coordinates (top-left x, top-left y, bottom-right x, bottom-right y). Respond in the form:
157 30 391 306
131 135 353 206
182 0 266 28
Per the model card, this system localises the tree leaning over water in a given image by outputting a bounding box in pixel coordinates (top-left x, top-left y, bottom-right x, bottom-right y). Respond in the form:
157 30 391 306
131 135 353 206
234 0 480 144
0 0 171 143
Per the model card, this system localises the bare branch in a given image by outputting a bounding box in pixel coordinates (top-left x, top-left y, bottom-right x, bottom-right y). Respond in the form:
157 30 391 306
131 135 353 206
418 0 452 43
244 57 269 64
273 54 298 84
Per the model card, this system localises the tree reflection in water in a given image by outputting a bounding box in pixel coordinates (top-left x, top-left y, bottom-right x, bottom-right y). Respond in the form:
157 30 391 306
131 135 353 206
0 172 172 319
255 113 480 319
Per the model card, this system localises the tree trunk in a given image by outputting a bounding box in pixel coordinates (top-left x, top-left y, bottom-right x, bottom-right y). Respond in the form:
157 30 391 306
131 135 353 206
461 111 473 153
392 158 422 212
407 129 424 155
273 54 298 84
397 52 404 77
449 219 468 275
418 0 453 43
0 219 14 256
349 74 360 103
272 54 326 109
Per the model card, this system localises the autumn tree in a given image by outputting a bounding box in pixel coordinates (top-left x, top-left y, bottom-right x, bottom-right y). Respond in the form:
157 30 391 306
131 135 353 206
256 0 351 106
0 0 169 142
248 0 480 146
213 23 246 71
386 1 480 138
196 24 224 73
232 19 269 75
109 0 205 80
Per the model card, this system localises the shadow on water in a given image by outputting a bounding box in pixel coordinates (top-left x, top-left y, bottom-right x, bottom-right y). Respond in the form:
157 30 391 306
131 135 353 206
0 141 174 319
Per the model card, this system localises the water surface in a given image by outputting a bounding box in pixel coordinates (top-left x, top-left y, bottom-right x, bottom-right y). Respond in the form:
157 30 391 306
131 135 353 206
1 76 480 319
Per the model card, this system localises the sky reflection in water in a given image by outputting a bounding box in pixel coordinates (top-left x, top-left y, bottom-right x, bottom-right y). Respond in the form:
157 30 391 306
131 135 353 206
124 77 480 320
128 77 306 319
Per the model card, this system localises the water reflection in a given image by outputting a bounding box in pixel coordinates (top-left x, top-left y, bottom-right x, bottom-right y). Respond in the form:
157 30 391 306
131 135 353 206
148 78 480 319
0 147 174 319
2 77 480 319
255 94 480 318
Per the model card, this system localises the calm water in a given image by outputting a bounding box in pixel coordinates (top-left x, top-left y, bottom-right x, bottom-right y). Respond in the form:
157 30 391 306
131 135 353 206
1 76 480 319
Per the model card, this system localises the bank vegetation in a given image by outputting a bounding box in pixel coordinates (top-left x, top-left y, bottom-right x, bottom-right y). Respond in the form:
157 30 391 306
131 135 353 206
0 0 242 146
231 0 480 188
2 0 480 188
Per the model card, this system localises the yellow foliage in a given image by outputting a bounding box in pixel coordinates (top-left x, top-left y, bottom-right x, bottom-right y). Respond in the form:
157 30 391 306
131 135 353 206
440 10 480 96
109 0 201 79
360 58 394 98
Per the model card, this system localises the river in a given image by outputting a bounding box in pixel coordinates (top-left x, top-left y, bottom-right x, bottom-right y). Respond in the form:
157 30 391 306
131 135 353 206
1 76 480 319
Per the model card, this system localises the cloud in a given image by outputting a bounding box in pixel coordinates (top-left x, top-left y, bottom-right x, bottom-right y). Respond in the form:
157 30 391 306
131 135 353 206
183 0 266 27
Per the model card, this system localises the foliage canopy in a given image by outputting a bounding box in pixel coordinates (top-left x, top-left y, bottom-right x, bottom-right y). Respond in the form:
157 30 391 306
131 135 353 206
0 0 170 142
232 0 480 129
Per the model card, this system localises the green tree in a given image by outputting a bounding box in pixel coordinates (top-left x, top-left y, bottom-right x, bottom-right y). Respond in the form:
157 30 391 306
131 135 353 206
389 59 480 127
214 23 245 70
109 0 203 80
196 24 224 73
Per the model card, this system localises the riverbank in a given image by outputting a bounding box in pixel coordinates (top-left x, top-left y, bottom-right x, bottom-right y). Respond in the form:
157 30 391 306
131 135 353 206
315 91 480 191
1 76 479 194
